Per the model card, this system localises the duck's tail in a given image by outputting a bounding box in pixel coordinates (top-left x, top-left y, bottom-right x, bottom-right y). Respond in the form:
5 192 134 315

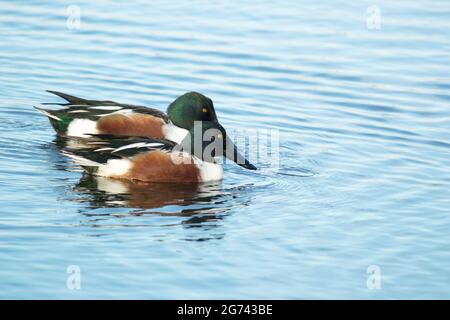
33 106 62 121
34 105 68 134
61 150 100 174
46 90 86 104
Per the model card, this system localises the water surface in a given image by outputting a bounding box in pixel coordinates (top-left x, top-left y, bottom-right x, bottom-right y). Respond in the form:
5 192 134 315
0 0 449 298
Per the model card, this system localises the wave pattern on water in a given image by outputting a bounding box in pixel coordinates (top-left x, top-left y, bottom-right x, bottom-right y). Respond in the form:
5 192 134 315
0 0 449 299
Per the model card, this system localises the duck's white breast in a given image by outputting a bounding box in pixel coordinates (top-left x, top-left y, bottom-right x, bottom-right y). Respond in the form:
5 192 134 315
195 159 223 182
162 122 189 144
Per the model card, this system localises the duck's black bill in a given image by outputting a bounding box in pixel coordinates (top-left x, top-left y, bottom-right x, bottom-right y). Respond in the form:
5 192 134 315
224 136 257 170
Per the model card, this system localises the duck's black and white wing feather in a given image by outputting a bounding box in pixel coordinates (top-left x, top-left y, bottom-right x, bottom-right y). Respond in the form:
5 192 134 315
63 135 177 165
41 90 168 121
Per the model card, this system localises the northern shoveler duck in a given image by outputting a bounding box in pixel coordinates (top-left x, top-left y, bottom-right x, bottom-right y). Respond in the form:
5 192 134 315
62 121 257 183
34 90 219 143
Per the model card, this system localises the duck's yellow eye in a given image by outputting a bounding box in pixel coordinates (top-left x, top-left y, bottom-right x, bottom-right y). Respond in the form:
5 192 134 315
202 107 208 113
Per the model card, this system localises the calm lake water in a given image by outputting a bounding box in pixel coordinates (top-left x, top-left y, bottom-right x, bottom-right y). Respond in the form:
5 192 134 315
1 0 449 299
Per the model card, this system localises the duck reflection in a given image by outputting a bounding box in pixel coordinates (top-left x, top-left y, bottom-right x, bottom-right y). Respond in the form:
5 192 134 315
74 173 223 212
73 174 247 240
54 135 97 151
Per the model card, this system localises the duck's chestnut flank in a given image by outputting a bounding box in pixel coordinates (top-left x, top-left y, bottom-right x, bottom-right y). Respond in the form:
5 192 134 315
97 113 165 139
128 151 201 183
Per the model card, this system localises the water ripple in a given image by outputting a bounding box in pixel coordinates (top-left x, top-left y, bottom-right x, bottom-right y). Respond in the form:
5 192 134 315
1 0 450 299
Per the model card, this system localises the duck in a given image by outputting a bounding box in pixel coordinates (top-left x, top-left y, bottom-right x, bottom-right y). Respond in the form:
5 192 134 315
62 121 257 183
34 90 219 143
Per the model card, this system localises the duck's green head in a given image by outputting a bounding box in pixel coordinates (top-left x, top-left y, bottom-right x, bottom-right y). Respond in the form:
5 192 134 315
167 92 219 130
180 121 257 170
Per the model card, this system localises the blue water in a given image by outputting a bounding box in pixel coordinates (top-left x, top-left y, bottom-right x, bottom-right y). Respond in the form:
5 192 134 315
1 0 450 299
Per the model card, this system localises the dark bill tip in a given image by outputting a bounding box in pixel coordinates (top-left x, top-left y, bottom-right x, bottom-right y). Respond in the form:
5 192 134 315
224 136 257 171
240 162 257 170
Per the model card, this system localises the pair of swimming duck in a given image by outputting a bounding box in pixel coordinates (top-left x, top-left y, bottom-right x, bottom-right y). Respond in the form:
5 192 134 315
35 91 256 183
